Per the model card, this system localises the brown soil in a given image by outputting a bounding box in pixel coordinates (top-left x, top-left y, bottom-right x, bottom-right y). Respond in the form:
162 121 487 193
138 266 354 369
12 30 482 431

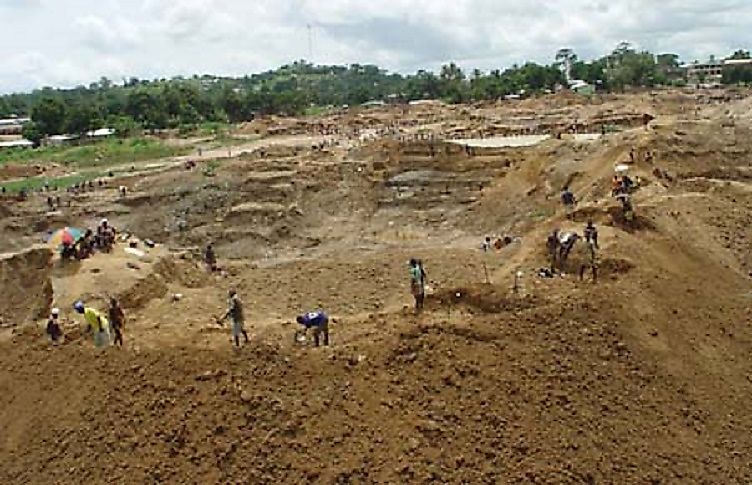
0 246 52 329
2 90 752 483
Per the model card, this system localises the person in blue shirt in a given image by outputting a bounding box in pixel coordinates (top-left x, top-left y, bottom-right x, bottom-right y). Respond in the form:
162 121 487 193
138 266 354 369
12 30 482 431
561 186 577 219
296 310 329 347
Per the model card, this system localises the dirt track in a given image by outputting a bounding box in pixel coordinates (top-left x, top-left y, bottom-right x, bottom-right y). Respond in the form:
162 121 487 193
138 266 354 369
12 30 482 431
1 90 752 483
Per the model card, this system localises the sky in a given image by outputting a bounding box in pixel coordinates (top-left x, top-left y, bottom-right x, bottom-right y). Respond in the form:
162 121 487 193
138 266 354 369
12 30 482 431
1 0 750 93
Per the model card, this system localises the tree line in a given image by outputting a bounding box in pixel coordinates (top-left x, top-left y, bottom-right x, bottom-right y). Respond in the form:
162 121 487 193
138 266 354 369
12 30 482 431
0 43 749 144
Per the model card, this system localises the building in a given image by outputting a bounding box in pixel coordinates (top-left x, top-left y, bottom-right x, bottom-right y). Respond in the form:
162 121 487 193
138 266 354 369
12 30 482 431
0 117 30 136
683 60 723 86
683 57 752 87
569 79 595 95
86 128 115 138
46 135 77 146
0 139 34 150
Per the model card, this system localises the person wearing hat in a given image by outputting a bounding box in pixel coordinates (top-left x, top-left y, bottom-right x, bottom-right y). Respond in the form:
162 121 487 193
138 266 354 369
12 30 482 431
217 290 249 348
46 308 64 344
73 301 110 348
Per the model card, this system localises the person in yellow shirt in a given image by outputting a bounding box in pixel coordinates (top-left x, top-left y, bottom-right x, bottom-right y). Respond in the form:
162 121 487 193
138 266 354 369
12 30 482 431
73 301 110 348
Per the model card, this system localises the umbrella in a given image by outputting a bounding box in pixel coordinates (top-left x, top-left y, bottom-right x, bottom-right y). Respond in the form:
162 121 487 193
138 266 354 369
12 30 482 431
48 227 83 249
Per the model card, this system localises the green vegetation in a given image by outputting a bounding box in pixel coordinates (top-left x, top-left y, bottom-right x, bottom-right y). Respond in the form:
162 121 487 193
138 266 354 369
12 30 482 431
0 138 187 169
723 50 752 84
0 171 104 193
0 43 749 140
202 159 221 177
304 105 335 117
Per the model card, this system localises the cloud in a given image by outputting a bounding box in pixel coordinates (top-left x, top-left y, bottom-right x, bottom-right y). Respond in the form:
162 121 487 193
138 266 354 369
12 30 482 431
1 0 751 93
75 15 141 53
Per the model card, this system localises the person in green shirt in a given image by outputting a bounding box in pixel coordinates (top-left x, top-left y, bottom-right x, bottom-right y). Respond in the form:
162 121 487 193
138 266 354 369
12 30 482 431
73 301 110 348
408 259 426 313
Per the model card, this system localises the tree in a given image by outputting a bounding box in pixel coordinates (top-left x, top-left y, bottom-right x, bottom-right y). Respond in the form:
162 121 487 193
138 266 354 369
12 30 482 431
555 48 578 82
605 43 658 89
107 115 142 138
21 121 43 146
218 86 248 123
723 64 752 85
31 97 67 135
729 49 751 60
125 89 168 130
66 102 102 135
656 54 681 84
0 98 10 118
572 58 607 85
439 63 468 103
406 70 441 100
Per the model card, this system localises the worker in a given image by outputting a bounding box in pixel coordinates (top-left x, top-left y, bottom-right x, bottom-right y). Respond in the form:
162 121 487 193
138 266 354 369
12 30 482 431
409 258 426 313
579 237 598 283
295 310 330 347
561 186 576 218
583 220 599 249
107 297 125 347
481 236 492 252
616 192 634 220
611 175 622 196
46 308 64 344
77 230 94 259
73 301 110 348
97 219 115 252
546 230 560 271
621 174 634 193
558 231 580 267
61 241 76 261
204 243 217 272
218 290 249 348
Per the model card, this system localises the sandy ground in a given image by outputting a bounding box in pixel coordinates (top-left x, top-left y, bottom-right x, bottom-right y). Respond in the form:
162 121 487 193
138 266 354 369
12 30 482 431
1 90 752 483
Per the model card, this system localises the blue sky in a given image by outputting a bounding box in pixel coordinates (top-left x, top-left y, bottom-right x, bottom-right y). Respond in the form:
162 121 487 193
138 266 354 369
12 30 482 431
0 0 750 93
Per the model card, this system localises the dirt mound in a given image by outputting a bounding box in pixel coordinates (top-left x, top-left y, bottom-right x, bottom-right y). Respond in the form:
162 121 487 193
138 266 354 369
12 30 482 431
0 164 41 181
2 288 751 483
0 202 12 218
0 246 53 327
430 284 538 314
119 256 207 310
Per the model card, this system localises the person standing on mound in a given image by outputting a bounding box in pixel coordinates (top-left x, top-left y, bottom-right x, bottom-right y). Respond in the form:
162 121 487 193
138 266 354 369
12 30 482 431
218 290 249 348
409 259 427 313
